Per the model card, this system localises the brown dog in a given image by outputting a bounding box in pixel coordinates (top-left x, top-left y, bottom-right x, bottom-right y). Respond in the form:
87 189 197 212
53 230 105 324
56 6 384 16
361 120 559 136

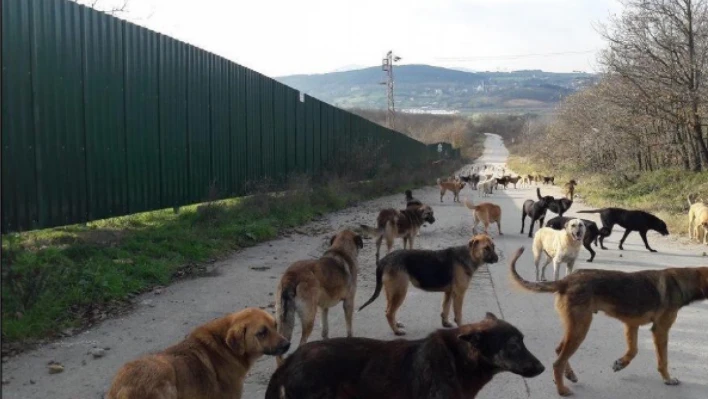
358 234 499 335
107 308 289 399
265 313 545 399
464 198 503 236
563 180 577 200
360 205 435 261
437 177 465 202
275 230 363 365
510 246 708 396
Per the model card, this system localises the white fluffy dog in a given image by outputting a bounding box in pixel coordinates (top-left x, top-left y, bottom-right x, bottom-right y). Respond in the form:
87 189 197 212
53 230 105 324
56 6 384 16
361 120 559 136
532 218 586 281
477 178 494 197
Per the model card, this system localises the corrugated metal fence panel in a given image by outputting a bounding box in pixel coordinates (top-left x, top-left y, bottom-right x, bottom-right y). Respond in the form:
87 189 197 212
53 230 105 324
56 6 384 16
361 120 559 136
272 84 288 181
284 86 298 173
210 54 232 196
186 45 211 203
1 0 37 232
124 22 161 214
245 69 262 183
31 0 88 228
260 77 275 180
84 6 128 220
295 94 307 173
304 96 315 174
158 34 189 208
228 62 248 195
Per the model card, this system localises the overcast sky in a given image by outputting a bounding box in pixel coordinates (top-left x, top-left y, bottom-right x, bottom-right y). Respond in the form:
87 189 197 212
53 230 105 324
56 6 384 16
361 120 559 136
83 0 624 77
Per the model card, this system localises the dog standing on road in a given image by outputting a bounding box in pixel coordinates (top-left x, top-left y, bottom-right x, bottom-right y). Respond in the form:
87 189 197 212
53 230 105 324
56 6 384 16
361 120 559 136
107 308 290 399
521 192 555 238
532 219 586 281
538 188 573 217
358 234 499 335
438 178 466 202
265 313 545 399
510 246 708 396
404 189 423 209
563 180 577 200
275 230 363 365
687 195 708 244
360 205 436 260
578 207 669 252
464 198 503 236
546 216 605 262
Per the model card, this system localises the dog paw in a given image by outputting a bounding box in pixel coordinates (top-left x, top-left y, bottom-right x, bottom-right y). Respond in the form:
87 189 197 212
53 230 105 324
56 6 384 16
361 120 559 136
650 249 658 253
394 330 406 336
664 378 680 386
564 369 578 383
396 322 405 328
557 386 574 396
441 320 453 328
612 359 627 372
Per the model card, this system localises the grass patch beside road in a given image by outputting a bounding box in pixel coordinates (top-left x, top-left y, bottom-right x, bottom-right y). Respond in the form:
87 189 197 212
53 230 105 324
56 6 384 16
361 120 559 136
507 155 708 238
1 162 464 347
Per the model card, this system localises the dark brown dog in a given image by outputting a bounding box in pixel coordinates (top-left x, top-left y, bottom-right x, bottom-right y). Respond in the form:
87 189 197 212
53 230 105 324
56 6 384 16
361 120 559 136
542 176 555 185
107 308 289 399
265 313 545 399
510 246 708 396
563 180 577 200
360 205 435 261
438 177 466 202
358 234 499 335
507 175 522 189
275 230 363 365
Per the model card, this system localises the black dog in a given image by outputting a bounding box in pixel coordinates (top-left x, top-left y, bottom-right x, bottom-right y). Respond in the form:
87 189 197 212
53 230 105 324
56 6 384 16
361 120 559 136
577 208 669 252
545 216 607 262
542 176 555 185
537 188 573 217
521 191 555 238
459 174 480 190
265 313 544 399
404 189 423 208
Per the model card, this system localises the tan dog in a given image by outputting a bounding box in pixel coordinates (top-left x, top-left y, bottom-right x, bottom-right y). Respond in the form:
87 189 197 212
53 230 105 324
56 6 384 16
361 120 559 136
687 195 708 244
464 198 503 236
437 177 465 202
107 308 289 399
358 234 499 335
275 230 363 365
563 180 577 200
360 205 435 260
510 247 708 396
532 219 586 281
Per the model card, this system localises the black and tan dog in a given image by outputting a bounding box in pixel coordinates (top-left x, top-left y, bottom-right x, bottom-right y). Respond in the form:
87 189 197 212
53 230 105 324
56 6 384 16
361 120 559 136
438 177 466 202
265 312 545 399
360 205 435 261
510 246 708 396
578 207 669 252
404 189 423 208
358 234 498 335
107 308 289 399
275 230 363 365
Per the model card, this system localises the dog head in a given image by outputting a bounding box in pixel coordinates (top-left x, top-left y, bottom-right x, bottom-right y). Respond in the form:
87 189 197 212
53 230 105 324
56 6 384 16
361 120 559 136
652 218 670 236
224 308 290 359
457 313 545 378
329 230 364 252
416 204 436 224
564 218 586 242
469 234 498 264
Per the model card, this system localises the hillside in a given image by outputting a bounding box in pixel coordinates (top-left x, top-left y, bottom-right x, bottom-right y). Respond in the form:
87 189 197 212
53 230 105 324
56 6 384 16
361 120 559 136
277 65 597 113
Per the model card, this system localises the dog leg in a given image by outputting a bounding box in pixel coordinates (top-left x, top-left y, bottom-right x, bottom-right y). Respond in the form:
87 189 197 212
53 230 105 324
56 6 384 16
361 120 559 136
297 303 317 346
343 295 354 338
441 290 453 328
554 311 593 396
555 342 578 383
639 230 657 252
497 218 503 236
533 250 542 281
565 260 575 277
652 311 679 385
452 288 467 327
584 238 595 262
408 234 416 250
541 257 552 282
612 324 639 372
520 213 526 234
528 219 535 238
385 280 408 336
687 216 694 240
320 307 329 339
375 236 384 262
618 229 632 250
702 226 707 244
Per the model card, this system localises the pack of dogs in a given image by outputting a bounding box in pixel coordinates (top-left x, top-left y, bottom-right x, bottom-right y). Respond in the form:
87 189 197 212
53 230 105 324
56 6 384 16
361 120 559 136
107 164 708 399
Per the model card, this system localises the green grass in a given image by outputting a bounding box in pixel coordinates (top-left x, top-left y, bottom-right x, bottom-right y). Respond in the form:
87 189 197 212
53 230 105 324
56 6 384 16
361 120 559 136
507 155 708 238
1 163 465 344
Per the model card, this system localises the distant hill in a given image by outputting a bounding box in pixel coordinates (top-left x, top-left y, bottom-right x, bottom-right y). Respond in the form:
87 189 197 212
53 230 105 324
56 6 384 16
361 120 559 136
276 65 597 113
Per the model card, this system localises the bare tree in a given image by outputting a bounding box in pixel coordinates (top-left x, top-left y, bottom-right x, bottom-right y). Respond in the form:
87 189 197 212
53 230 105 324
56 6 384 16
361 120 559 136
71 0 130 15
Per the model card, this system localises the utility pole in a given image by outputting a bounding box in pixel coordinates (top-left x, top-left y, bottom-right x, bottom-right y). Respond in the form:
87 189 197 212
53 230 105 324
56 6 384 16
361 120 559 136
381 51 401 129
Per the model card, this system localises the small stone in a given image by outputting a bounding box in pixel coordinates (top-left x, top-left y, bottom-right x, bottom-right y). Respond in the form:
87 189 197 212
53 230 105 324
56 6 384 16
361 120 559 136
90 348 106 359
81 359 87 366
703 252 707 257
48 364 64 374
619 254 623 258
266 302 275 309
29 379 35 385
153 289 163 295
250 266 270 271
141 300 155 308
62 328 75 337
2 378 10 385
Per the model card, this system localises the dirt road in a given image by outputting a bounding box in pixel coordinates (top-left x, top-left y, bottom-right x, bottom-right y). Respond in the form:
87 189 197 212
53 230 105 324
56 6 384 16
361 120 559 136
3 133 707 398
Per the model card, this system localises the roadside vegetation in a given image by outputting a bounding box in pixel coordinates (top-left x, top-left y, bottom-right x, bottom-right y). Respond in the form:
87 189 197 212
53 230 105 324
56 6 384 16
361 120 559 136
1 149 465 348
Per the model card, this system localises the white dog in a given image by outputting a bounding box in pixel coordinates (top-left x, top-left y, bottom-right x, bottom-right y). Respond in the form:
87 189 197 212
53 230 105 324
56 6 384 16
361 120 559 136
477 178 494 197
532 218 586 281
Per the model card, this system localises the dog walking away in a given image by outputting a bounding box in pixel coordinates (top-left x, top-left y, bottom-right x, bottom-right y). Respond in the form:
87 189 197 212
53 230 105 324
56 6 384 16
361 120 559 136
578 207 669 252
464 198 503 236
438 178 465 202
360 205 435 261
563 180 577 200
521 191 554 238
546 216 605 262
404 189 423 209
358 234 498 335
265 313 545 399
107 308 289 399
532 219 586 281
687 195 708 244
510 247 708 396
538 188 573 217
274 230 363 365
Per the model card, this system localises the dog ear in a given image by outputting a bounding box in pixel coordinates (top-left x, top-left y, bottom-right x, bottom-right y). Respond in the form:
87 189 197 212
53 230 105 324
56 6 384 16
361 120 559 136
458 330 483 347
329 235 337 246
485 312 498 321
468 237 478 249
354 234 364 249
226 322 247 357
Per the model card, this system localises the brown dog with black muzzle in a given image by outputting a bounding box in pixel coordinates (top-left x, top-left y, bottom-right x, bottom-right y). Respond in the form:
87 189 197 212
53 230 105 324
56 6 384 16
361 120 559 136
437 177 466 202
275 230 363 365
464 198 503 236
510 246 708 396
107 308 289 399
358 234 499 335
360 205 435 261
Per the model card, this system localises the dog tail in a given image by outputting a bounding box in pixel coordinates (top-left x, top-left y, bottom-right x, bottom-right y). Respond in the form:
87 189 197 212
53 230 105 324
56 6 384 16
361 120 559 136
436 177 442 186
687 194 695 207
536 187 542 200
577 209 604 214
358 257 386 312
509 247 563 294
359 224 383 238
464 198 477 210
275 276 297 362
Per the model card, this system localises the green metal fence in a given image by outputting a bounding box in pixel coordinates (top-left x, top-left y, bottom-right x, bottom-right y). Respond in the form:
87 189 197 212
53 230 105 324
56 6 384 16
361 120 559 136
1 0 437 233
